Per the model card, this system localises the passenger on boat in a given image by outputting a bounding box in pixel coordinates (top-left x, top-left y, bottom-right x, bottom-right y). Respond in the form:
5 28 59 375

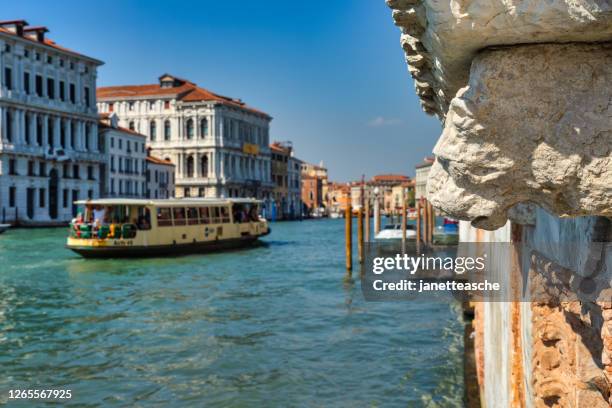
137 208 151 230
93 206 106 226
249 206 259 221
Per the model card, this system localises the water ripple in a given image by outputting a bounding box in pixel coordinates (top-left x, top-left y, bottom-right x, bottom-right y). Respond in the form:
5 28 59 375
0 220 464 407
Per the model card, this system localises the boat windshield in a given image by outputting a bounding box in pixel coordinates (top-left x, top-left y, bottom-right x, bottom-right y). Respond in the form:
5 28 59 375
232 203 260 223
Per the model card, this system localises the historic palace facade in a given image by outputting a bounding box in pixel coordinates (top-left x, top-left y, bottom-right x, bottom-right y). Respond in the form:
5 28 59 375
0 20 104 225
97 74 274 200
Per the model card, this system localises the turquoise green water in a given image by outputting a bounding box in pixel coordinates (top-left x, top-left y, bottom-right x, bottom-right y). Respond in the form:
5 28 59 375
0 219 464 407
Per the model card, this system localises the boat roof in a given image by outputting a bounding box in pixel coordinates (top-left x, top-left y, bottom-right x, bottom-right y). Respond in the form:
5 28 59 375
74 198 262 206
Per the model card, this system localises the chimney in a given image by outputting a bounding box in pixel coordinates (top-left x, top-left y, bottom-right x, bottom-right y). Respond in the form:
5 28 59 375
23 26 49 42
0 20 29 36
99 112 118 128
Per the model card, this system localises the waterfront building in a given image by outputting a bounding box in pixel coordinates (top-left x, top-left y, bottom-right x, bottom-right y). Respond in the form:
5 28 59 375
300 161 327 217
270 142 288 220
369 174 411 213
390 180 415 211
270 141 301 220
98 113 146 198
415 157 434 200
287 153 302 219
146 155 175 199
97 74 274 201
350 182 366 210
325 182 350 214
0 20 104 225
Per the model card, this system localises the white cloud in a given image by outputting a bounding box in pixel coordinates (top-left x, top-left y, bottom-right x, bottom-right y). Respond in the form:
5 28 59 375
367 116 403 127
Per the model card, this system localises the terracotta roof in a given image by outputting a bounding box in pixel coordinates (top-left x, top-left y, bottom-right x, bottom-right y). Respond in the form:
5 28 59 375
98 75 270 118
0 25 102 64
97 83 194 99
270 142 291 153
415 157 435 169
98 122 147 139
371 174 411 182
147 156 175 166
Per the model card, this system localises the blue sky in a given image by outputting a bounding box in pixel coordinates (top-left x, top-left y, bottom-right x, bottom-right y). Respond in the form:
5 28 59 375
6 0 441 181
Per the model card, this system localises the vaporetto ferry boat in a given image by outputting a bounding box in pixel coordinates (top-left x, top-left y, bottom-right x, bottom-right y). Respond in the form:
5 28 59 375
66 198 270 258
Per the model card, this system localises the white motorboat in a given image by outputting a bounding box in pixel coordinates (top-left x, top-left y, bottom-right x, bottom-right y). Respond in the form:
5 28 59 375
0 224 10 234
375 223 417 241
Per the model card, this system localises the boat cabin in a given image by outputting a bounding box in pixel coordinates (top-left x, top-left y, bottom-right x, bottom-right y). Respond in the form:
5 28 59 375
66 198 269 257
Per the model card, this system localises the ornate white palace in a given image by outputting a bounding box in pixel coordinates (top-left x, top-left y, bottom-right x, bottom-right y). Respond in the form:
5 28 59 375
0 20 103 225
97 74 274 201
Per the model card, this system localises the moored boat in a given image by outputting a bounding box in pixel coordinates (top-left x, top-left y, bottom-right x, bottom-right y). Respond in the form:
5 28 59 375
432 218 459 245
66 198 270 258
0 224 10 234
375 223 417 241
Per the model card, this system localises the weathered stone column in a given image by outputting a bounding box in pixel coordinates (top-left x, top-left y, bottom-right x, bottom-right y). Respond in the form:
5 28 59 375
427 43 611 230
386 1 612 407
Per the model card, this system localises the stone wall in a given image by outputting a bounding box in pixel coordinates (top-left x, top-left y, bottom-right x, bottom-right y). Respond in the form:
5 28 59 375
461 212 611 407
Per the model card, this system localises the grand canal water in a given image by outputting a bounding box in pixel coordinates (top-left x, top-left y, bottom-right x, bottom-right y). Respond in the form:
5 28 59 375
0 219 464 407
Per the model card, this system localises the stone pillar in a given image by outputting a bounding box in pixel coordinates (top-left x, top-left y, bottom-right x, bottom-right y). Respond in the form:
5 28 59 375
41 114 48 151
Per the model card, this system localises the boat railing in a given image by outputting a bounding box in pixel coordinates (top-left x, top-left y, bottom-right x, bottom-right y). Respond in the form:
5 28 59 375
70 222 139 240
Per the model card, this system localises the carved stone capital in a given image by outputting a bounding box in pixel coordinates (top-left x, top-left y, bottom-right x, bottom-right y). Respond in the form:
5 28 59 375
426 43 611 230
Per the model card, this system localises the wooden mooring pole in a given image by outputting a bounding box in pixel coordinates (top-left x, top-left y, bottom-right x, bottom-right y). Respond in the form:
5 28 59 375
428 201 434 244
364 193 370 243
358 176 365 263
373 192 380 235
401 190 407 249
357 207 364 264
416 200 421 246
424 199 431 245
345 201 352 271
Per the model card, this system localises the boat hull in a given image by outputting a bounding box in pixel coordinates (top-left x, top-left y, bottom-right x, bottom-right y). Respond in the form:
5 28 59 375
68 230 270 259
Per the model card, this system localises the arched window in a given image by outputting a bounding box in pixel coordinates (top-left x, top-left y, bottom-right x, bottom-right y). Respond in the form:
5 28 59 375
164 120 171 141
200 118 208 138
201 155 208 177
186 156 194 178
128 121 135 131
150 120 156 141
186 119 194 140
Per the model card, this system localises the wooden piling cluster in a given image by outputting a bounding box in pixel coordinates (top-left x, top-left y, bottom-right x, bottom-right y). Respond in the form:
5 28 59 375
415 198 435 246
345 183 437 269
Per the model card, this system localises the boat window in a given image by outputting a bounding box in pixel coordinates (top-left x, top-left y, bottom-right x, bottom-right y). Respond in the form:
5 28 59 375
232 204 246 223
187 207 199 225
211 207 221 224
199 207 210 224
173 207 187 226
137 207 152 230
157 207 172 227
220 206 230 223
